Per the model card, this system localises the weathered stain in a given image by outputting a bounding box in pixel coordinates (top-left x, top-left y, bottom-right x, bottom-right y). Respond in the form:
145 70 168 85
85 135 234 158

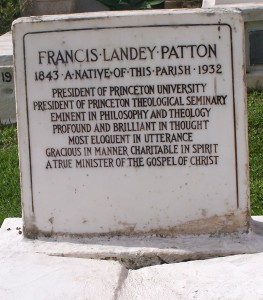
23 210 250 239
201 209 207 217
117 221 136 234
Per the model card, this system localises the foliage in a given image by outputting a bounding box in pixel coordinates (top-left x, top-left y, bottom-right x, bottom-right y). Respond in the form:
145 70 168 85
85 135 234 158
97 0 164 10
248 91 263 215
0 124 21 225
0 0 21 35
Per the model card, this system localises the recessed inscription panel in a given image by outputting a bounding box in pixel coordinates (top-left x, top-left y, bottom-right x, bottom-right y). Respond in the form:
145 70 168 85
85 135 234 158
14 10 248 236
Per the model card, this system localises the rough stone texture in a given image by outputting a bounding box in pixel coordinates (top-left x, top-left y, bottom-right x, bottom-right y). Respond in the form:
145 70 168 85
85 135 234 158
0 252 123 300
22 212 250 239
118 253 263 300
1 217 263 269
1 217 263 299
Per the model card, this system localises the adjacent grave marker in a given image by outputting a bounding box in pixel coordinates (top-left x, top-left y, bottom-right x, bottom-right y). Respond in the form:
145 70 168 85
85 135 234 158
0 66 15 123
0 32 15 124
202 0 263 89
13 9 249 237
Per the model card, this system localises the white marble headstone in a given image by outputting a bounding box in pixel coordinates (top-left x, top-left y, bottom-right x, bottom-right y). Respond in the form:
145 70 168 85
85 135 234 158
13 9 249 237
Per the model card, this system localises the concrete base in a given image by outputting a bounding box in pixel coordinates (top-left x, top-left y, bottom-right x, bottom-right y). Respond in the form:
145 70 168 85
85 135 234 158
1 217 263 299
1 217 263 269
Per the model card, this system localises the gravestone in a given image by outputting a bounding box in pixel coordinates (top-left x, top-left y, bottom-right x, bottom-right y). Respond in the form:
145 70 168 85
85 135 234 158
0 32 15 124
13 9 249 238
0 66 15 123
202 0 263 89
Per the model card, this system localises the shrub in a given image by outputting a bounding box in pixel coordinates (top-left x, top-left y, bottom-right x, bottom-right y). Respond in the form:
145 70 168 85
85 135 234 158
0 0 21 35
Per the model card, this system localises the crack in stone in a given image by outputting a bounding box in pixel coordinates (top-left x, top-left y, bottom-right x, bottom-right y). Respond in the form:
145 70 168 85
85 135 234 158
112 265 129 300
156 255 168 264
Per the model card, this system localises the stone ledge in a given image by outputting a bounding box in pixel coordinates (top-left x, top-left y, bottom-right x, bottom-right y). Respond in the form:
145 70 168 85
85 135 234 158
1 217 263 269
1 218 263 299
1 250 263 299
0 32 15 124
0 251 123 300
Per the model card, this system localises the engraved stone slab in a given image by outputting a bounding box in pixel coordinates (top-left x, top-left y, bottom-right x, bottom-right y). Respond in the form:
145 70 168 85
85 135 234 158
13 9 249 237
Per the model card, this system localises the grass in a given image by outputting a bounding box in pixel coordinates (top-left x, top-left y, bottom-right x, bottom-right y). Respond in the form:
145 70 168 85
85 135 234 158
0 91 262 225
0 123 20 225
248 91 263 215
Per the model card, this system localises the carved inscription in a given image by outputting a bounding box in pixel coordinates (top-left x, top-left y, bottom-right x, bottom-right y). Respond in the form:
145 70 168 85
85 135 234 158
1 70 12 83
15 12 249 236
25 25 234 171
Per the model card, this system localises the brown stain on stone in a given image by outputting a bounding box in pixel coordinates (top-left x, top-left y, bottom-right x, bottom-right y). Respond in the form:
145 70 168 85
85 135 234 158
23 210 250 239
117 221 136 234
201 209 207 217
